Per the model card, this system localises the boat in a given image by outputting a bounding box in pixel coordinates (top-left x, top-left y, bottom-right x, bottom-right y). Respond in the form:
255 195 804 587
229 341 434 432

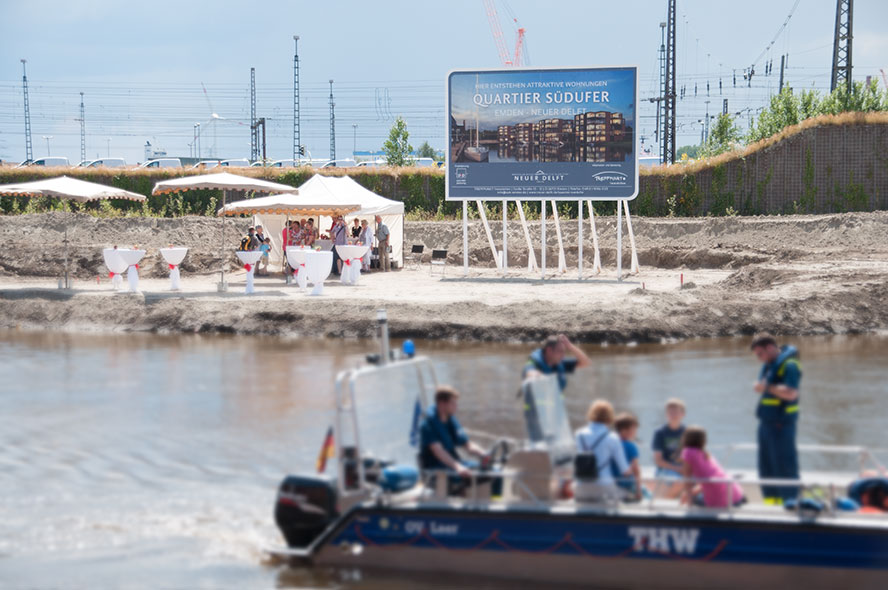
463 74 489 163
267 312 888 588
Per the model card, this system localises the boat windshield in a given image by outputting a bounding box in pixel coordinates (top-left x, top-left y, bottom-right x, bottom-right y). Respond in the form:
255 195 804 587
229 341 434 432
346 359 437 469
521 376 574 465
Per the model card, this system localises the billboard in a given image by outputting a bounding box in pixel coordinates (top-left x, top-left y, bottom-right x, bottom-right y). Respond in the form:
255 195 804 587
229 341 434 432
446 66 638 201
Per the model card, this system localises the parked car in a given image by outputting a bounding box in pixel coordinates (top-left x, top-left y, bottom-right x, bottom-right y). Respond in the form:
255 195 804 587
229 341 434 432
355 159 387 169
78 158 127 168
266 159 313 168
218 158 250 167
15 156 70 168
189 160 221 170
138 158 182 169
321 158 357 168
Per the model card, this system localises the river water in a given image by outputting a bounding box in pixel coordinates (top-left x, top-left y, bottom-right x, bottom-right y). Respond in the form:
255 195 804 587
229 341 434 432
1 330 886 589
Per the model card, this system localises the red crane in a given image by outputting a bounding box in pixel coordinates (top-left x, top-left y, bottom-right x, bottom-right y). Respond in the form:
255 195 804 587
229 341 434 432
482 0 527 68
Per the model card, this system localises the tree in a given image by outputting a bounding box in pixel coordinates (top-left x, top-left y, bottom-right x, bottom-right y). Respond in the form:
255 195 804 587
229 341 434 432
382 117 414 167
747 81 888 143
677 145 701 160
701 113 743 157
416 141 439 160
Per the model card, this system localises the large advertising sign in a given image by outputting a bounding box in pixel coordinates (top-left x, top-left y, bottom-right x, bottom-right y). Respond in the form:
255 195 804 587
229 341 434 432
446 66 638 201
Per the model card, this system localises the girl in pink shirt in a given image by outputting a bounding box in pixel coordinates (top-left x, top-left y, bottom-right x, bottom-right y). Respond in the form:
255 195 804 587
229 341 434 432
680 427 745 508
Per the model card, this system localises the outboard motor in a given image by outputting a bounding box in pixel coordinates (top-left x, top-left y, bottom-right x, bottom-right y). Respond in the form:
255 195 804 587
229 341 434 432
274 475 338 548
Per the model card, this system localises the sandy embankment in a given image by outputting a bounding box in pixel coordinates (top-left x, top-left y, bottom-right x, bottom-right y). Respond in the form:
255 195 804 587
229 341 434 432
1 212 887 342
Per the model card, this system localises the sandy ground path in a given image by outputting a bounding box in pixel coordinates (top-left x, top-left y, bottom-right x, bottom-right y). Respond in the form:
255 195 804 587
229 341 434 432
2 212 888 342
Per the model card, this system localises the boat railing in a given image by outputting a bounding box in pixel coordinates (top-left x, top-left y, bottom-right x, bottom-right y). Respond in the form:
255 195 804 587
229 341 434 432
407 467 886 523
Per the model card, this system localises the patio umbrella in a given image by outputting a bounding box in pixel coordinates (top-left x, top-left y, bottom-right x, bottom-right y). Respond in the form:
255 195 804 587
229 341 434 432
0 176 146 288
152 172 298 287
217 192 360 217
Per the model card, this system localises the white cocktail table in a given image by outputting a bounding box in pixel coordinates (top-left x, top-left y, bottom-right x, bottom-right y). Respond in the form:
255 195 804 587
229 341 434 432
117 249 146 293
304 250 333 295
102 248 129 292
335 245 369 285
235 250 263 294
159 247 188 291
286 246 310 291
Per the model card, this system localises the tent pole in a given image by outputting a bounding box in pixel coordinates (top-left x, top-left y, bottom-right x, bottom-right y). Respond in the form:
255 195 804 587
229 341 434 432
617 199 623 281
578 200 583 281
541 199 546 281
462 200 468 277
64 206 70 289
221 189 227 288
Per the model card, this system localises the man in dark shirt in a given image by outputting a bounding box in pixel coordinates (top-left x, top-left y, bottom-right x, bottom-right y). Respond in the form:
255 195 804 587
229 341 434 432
419 386 487 477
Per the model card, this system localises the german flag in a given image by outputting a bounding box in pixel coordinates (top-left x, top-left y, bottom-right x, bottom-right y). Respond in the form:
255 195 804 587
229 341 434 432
316 426 335 473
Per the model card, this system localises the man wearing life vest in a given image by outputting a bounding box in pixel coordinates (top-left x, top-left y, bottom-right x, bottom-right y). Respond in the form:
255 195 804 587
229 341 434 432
751 333 802 505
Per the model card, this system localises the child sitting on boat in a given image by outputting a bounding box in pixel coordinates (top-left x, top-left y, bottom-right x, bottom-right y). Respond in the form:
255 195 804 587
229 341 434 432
613 412 645 502
679 426 746 508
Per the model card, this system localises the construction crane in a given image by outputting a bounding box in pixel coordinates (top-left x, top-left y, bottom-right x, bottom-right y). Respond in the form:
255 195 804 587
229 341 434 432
482 0 527 67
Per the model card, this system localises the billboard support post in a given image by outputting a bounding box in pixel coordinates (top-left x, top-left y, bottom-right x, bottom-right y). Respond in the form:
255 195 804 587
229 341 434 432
541 200 546 280
476 200 501 269
516 203 537 271
617 200 623 281
462 200 469 277
578 202 584 280
586 200 602 274
624 200 640 273
550 200 567 273
502 200 508 275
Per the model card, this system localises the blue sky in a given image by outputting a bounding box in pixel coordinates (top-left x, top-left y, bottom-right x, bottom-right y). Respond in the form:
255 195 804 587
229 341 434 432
1 0 886 163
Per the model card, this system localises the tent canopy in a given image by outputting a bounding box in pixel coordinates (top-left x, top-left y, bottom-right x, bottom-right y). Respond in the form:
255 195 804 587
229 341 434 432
0 176 146 202
296 174 404 216
217 191 360 217
254 174 406 268
152 172 298 195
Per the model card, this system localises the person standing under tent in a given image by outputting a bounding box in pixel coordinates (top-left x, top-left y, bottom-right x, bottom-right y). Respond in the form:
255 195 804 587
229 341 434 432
360 219 374 271
281 221 291 276
751 332 802 505
351 218 362 239
375 215 390 272
332 215 348 274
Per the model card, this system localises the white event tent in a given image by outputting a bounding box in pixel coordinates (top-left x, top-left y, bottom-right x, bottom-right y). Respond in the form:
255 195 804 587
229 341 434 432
252 174 405 269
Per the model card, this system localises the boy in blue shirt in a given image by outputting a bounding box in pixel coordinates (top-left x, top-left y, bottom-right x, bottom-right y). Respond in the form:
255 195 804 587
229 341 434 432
259 237 271 276
652 398 687 498
613 413 644 501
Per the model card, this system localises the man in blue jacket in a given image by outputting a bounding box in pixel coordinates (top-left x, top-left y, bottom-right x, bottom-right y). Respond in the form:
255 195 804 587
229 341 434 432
751 332 802 504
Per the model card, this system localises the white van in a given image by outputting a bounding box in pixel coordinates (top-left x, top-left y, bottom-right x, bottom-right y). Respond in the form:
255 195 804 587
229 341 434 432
139 158 182 169
321 158 357 168
79 158 126 168
16 156 70 168
219 158 250 167
268 159 313 168
190 160 220 170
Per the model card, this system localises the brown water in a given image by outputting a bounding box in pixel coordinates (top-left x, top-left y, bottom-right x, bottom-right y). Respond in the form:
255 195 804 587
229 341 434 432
1 330 886 589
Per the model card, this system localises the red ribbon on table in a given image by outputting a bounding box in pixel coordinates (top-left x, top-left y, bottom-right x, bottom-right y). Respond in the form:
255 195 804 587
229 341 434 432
344 258 351 266
168 264 176 270
108 271 115 278
133 264 139 270
244 263 252 272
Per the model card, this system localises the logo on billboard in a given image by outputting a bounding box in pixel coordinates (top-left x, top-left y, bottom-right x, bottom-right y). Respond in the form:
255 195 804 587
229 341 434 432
591 171 629 185
512 170 568 183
